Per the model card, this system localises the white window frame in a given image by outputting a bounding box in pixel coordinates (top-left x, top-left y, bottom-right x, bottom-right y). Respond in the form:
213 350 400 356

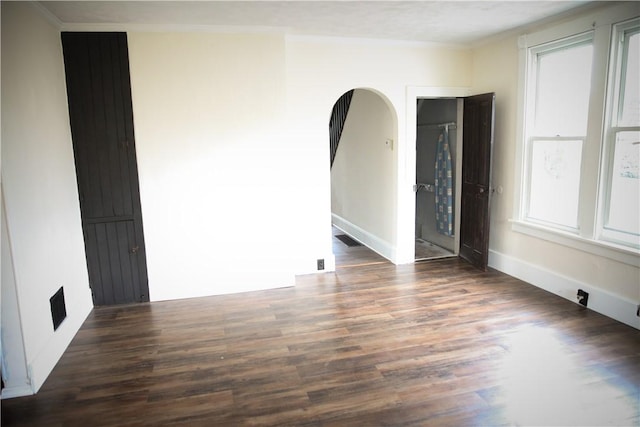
512 3 640 267
598 18 640 249
522 32 594 232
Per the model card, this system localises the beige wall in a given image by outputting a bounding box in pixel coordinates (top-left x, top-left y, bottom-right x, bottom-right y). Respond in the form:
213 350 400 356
128 32 293 300
471 36 520 257
0 14 475 393
128 34 474 296
471 23 639 304
5 2 635 397
1 2 93 393
286 37 472 263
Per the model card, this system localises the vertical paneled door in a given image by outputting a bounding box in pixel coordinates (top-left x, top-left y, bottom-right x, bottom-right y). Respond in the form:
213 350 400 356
62 32 150 305
460 93 495 270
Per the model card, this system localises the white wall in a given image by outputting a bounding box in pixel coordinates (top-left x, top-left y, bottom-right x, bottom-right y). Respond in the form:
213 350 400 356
286 37 472 265
128 32 296 300
3 2 636 400
331 89 396 259
127 34 473 296
2 0 635 399
1 2 93 394
471 10 640 328
0 12 474 393
1 190 30 398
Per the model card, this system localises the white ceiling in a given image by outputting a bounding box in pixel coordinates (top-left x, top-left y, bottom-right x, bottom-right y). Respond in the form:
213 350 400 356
38 1 598 45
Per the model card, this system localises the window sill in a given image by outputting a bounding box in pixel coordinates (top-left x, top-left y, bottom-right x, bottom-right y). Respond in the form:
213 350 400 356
510 219 640 267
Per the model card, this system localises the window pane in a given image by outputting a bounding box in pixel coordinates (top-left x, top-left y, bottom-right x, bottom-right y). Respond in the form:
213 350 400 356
534 43 593 136
528 140 582 228
618 31 640 126
605 131 640 236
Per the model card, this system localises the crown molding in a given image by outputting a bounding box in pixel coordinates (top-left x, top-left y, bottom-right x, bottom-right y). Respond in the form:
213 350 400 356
31 1 63 29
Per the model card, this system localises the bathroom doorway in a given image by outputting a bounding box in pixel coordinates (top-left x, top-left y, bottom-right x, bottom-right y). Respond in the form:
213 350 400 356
415 98 462 261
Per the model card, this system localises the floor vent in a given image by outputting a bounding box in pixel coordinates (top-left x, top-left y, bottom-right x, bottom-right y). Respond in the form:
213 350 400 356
335 234 363 247
50 287 67 331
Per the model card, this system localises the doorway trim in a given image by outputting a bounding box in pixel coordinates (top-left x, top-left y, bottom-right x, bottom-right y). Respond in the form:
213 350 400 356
397 87 471 264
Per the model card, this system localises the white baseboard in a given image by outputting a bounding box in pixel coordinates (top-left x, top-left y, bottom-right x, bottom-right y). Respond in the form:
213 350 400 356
1 384 33 399
489 249 640 330
331 214 395 262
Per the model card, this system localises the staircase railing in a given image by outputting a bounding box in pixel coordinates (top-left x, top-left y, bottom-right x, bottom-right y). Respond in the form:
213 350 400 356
329 90 354 167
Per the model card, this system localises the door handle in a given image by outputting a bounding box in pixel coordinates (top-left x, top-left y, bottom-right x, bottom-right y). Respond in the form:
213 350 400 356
130 246 139 254
479 187 485 193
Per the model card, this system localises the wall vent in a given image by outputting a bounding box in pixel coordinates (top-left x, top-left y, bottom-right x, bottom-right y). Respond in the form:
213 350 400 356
50 287 67 331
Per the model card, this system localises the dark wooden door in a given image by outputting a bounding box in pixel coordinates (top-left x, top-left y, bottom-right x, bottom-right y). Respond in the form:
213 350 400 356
62 32 149 305
460 93 495 270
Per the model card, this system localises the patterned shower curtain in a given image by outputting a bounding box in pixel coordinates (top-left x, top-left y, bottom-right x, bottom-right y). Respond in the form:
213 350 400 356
435 127 453 236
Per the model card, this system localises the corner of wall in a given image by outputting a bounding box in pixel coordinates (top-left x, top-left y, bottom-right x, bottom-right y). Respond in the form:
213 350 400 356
1 0 95 397
28 301 92 393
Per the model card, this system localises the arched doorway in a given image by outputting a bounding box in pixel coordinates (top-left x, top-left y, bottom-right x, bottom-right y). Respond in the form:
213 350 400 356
328 88 397 267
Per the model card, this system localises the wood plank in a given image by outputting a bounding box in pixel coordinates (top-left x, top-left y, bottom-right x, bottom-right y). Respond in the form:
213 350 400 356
2 257 639 426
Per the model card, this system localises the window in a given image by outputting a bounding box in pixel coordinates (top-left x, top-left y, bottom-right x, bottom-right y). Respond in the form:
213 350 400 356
600 19 640 247
516 5 640 262
525 35 593 230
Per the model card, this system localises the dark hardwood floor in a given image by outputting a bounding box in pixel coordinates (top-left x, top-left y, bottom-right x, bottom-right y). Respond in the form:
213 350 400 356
3 245 639 426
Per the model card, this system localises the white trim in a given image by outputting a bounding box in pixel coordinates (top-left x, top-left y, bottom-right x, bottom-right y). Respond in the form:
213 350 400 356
513 36 528 222
30 2 63 29
332 214 395 263
521 2 640 49
399 86 471 264
511 219 639 267
1 384 34 400
60 23 288 35
454 98 464 257
472 2 609 49
580 18 612 240
489 249 640 330
287 34 468 50
55 26 464 50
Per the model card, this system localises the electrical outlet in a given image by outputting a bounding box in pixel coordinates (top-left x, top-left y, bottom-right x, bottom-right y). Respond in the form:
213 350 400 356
577 289 589 307
317 259 324 271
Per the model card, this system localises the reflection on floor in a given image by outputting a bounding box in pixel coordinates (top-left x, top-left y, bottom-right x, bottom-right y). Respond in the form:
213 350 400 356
415 238 454 261
332 226 387 268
